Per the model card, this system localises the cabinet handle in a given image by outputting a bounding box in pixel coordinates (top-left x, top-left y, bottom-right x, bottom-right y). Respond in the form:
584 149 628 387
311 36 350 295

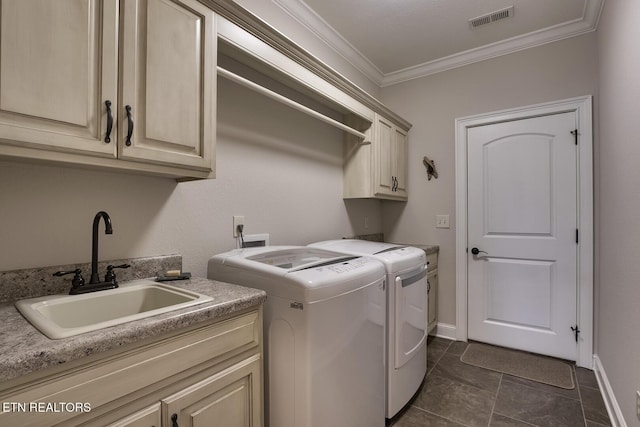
171 413 179 427
392 176 398 192
125 105 134 146
104 100 113 143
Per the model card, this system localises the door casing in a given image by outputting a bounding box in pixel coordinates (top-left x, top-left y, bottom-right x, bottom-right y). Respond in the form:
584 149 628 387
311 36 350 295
455 96 593 368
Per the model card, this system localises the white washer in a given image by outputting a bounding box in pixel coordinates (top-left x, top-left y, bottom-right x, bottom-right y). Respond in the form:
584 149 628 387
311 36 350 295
308 240 428 418
207 246 386 427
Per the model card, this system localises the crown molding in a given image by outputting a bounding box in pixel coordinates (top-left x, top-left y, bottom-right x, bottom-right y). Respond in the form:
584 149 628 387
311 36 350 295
272 0 604 88
272 0 385 86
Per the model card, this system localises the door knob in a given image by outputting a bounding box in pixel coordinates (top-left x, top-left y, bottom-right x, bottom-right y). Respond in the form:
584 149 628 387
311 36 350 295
471 247 488 255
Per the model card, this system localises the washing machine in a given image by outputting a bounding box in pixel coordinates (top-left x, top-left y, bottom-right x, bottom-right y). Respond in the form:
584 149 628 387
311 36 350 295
308 240 428 418
207 246 386 427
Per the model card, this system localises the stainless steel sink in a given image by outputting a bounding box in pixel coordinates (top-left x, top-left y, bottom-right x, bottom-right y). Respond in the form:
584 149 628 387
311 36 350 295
15 280 213 339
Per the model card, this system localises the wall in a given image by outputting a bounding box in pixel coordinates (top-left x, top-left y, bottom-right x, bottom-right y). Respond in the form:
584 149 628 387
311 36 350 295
379 34 598 327
596 0 640 424
0 78 382 276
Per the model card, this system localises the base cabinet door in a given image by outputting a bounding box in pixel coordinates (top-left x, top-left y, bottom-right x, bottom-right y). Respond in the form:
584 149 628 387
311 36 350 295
106 403 162 427
163 356 262 427
427 269 438 333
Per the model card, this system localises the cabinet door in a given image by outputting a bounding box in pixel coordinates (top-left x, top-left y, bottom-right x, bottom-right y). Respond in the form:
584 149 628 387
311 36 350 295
0 0 118 156
427 270 438 333
105 403 161 427
163 357 262 427
393 126 408 197
375 116 395 195
120 0 216 171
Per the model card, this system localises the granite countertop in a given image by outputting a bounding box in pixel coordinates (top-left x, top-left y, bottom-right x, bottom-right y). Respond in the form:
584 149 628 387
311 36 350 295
0 277 266 383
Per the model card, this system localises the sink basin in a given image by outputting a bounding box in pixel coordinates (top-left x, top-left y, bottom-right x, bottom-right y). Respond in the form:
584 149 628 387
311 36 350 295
15 280 213 339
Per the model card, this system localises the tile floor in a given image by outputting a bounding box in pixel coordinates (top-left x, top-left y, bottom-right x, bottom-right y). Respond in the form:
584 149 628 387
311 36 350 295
388 337 612 427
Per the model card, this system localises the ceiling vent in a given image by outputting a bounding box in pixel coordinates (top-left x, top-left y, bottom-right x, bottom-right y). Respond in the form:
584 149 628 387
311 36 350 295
469 6 514 29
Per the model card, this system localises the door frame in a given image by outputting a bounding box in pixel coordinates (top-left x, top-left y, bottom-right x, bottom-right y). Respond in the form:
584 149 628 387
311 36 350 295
454 96 593 368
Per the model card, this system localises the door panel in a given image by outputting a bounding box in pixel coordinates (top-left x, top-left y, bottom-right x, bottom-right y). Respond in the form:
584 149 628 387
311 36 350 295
467 112 577 360
0 0 117 155
119 0 215 170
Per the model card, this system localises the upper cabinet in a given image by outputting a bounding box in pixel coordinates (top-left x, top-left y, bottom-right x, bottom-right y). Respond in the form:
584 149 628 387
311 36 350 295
375 115 408 199
0 0 216 179
119 0 215 171
344 113 411 201
0 0 117 157
0 0 409 184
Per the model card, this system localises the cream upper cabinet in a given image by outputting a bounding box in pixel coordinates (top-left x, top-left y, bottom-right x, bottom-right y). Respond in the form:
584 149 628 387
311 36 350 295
119 0 216 171
0 0 216 179
344 113 410 201
0 0 118 157
375 115 408 199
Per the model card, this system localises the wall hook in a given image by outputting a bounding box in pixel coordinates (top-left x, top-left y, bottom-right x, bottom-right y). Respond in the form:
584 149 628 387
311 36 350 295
423 156 438 180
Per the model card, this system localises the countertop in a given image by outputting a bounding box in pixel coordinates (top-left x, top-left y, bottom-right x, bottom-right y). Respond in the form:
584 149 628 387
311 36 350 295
0 277 266 383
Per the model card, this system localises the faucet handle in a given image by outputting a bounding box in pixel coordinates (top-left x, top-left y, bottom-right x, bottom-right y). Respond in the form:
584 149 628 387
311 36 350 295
53 269 85 289
105 264 131 285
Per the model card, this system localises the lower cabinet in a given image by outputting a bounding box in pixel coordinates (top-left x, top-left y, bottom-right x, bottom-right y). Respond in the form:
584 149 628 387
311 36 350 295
0 308 263 427
106 403 162 427
426 251 438 334
105 356 261 427
163 356 261 427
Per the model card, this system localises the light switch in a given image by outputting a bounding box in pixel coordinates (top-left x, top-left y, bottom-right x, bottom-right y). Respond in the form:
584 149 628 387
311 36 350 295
436 215 450 229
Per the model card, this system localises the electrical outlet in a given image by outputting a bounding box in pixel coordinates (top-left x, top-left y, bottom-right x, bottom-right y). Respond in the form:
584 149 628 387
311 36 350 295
436 214 450 229
636 390 640 420
233 215 245 237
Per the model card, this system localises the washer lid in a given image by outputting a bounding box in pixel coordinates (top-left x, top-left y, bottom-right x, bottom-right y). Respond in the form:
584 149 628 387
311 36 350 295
245 246 355 270
208 246 386 302
311 239 402 255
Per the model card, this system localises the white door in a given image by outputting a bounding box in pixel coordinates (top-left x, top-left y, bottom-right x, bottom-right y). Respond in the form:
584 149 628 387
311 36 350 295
467 112 578 360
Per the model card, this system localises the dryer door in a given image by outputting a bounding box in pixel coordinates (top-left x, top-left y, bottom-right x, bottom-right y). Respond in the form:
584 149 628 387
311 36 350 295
394 264 428 368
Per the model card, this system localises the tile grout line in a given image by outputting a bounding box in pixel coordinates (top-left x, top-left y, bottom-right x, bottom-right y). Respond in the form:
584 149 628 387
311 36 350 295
486 373 503 426
575 365 589 427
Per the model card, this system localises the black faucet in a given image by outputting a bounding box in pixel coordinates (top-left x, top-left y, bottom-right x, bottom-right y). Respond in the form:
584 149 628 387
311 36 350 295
53 211 130 294
90 211 113 284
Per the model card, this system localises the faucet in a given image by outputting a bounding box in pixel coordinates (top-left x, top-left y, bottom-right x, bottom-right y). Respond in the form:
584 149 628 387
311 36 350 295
90 211 113 284
53 211 130 294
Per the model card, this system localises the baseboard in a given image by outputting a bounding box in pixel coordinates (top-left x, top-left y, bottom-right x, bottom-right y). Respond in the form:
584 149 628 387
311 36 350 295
593 354 627 427
432 322 457 341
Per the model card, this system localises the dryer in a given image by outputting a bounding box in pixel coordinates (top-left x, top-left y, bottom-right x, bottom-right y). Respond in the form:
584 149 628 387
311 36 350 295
308 240 428 418
208 246 386 427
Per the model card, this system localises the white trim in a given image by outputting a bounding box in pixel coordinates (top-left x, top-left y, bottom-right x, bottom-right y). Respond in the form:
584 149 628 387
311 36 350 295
430 322 457 341
454 96 594 368
593 354 628 427
272 0 603 87
272 0 384 86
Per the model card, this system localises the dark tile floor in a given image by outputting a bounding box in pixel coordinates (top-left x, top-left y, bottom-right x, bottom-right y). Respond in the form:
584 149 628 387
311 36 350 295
388 337 612 427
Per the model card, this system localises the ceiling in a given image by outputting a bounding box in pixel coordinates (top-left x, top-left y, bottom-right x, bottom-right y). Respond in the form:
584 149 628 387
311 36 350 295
272 0 604 86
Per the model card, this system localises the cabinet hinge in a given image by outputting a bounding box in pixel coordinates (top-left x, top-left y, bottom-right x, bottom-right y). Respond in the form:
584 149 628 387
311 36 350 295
571 129 578 145
570 325 580 342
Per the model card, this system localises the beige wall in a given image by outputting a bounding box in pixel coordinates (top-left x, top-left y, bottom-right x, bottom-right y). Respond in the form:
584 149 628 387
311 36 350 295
0 78 382 275
596 1 640 424
379 34 598 327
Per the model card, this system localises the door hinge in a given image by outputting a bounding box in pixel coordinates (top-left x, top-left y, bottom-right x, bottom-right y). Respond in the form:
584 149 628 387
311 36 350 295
571 129 578 145
576 229 579 244
570 325 580 342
